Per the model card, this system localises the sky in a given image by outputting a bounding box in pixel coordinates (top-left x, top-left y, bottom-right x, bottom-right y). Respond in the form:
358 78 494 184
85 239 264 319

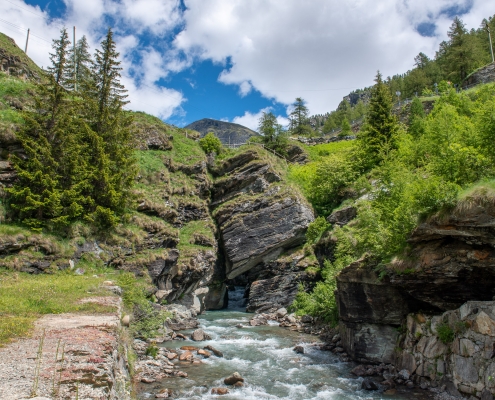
1 0 494 131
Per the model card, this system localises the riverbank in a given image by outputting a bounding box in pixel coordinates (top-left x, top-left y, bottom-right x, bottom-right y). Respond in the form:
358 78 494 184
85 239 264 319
134 290 436 399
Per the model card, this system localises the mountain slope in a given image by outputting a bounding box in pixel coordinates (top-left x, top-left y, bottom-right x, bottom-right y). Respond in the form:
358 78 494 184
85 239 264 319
185 118 258 145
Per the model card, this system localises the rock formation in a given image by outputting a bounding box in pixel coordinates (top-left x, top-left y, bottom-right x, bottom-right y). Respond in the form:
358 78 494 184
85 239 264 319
336 194 495 396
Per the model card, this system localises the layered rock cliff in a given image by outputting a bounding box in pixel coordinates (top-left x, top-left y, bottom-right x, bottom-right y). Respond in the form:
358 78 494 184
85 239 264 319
336 192 495 397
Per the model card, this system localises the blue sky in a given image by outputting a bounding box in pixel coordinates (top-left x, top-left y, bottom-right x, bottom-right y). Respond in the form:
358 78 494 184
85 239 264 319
1 0 494 130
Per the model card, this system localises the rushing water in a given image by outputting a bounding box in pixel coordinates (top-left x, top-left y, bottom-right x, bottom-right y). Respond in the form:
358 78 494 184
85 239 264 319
138 287 430 399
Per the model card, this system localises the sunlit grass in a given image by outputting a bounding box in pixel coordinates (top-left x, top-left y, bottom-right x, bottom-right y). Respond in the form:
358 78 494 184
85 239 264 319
0 269 116 346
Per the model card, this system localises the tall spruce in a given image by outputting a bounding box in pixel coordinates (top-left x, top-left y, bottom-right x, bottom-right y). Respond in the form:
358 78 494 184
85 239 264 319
7 29 89 228
88 28 135 220
358 71 399 167
68 35 92 91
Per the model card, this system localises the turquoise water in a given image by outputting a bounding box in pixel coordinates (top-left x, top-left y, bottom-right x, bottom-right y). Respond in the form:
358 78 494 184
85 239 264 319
137 289 430 399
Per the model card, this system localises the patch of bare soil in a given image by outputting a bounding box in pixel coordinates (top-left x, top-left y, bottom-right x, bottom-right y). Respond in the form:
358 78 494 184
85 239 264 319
0 296 130 400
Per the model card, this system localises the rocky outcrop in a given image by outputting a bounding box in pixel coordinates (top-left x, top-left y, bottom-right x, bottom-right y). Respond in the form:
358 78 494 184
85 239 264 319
215 189 313 279
464 62 495 88
242 249 320 313
327 205 357 226
336 194 495 397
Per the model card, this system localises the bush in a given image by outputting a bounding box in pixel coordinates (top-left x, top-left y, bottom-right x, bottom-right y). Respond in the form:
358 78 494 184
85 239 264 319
306 216 330 244
199 132 222 155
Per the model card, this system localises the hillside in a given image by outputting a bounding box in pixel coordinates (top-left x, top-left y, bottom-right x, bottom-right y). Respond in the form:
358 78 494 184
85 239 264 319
185 118 258 145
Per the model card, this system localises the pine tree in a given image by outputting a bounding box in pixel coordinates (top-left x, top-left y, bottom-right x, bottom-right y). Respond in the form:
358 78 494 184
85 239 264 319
358 71 399 167
289 97 311 136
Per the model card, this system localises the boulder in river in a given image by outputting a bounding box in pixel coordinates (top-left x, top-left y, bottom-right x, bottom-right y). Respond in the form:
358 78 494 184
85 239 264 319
197 349 211 358
361 378 379 391
224 372 244 385
204 345 223 357
179 351 194 361
155 388 173 398
211 388 229 395
293 345 304 354
276 308 288 318
191 328 211 341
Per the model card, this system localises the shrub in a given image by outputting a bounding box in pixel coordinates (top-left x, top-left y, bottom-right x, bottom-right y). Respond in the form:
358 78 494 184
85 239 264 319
199 132 222 155
306 216 330 244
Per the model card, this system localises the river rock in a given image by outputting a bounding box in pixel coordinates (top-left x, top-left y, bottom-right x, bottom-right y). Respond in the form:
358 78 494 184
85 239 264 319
211 388 229 395
234 381 244 388
293 346 305 354
351 365 367 376
179 351 194 361
398 369 410 381
204 345 223 357
197 349 211 358
191 329 211 341
180 346 199 351
276 308 288 318
224 372 244 385
361 378 379 391
155 389 173 398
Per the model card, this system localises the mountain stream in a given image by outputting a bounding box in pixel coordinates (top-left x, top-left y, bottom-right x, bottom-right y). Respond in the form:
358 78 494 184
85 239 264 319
137 287 431 399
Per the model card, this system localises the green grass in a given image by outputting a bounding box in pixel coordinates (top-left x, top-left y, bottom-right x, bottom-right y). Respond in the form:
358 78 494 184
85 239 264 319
135 150 167 175
178 220 215 250
298 140 355 162
169 131 206 166
0 269 117 346
0 33 42 75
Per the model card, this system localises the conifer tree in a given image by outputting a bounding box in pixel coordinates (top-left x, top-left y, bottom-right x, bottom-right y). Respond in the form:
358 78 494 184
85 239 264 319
289 97 311 136
88 28 135 220
7 29 89 228
358 71 399 167
68 35 92 91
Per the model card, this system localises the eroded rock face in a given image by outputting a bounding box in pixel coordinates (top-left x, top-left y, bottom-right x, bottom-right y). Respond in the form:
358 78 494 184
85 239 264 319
337 200 495 367
215 191 313 279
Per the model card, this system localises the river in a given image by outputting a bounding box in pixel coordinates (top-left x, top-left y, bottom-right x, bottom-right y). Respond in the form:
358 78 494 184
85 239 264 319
137 288 430 399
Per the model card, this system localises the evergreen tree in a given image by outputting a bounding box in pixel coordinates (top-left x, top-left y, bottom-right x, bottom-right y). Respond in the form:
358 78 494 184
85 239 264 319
289 97 311 135
7 29 90 228
339 118 352 137
408 97 426 137
258 112 288 155
438 17 485 83
88 28 135 219
358 71 399 167
68 35 92 91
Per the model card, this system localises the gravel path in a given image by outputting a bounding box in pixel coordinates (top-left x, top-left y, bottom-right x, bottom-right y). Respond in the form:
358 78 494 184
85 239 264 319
0 297 130 400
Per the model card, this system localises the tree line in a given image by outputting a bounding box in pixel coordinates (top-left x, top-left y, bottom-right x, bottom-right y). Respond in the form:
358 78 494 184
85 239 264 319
6 28 135 230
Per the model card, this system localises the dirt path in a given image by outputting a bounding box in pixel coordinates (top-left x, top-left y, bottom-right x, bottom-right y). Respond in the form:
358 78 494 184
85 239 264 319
0 297 131 400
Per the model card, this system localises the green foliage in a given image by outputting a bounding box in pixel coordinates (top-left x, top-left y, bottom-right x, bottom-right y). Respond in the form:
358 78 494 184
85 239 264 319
357 72 399 168
437 323 455 344
145 343 159 358
289 97 312 136
116 272 169 339
339 118 352 136
258 111 289 156
5 28 136 230
306 216 331 244
199 132 223 155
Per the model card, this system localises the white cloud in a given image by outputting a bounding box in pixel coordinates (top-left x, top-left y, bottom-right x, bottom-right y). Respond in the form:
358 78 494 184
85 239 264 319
0 0 185 119
176 0 495 114
232 107 288 131
1 0 494 121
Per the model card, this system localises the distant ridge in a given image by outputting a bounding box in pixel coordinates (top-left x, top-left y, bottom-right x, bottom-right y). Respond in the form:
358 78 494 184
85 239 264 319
185 118 259 145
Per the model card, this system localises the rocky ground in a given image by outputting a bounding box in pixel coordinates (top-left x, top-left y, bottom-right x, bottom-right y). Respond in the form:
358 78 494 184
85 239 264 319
0 296 130 400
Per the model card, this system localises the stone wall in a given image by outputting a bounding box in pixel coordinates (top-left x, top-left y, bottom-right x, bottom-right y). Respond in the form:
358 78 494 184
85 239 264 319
397 301 495 399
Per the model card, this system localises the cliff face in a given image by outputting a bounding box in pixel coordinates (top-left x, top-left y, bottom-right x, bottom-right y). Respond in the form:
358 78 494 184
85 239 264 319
211 148 314 279
336 194 495 396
